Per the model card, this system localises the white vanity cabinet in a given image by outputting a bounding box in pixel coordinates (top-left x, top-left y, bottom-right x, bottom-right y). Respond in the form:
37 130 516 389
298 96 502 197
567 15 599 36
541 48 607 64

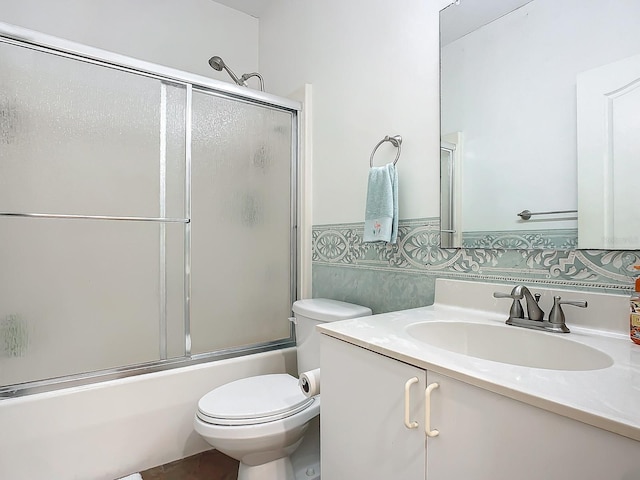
321 335 427 479
320 334 640 480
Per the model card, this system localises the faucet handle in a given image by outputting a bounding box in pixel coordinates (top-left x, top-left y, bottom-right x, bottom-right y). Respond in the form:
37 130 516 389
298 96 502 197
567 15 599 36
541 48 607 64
548 296 588 331
493 291 516 299
493 291 524 318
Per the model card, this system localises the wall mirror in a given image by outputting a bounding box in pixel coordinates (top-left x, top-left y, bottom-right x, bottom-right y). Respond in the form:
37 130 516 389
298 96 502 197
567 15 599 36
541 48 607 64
439 0 640 250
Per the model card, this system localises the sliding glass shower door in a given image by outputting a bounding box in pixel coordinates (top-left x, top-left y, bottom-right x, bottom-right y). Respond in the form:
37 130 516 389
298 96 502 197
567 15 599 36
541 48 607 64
191 92 293 354
0 25 298 395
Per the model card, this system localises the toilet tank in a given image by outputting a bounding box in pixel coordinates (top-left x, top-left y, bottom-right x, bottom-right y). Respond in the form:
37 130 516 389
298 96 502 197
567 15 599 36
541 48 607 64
292 298 372 374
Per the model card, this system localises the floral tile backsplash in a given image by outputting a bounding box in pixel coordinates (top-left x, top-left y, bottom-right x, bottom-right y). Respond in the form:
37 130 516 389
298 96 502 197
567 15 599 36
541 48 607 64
461 228 577 250
312 218 640 313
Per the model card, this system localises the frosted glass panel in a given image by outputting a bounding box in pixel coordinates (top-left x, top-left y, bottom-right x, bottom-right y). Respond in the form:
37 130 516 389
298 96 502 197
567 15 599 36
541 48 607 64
0 217 185 385
190 91 293 353
0 30 298 392
0 42 186 218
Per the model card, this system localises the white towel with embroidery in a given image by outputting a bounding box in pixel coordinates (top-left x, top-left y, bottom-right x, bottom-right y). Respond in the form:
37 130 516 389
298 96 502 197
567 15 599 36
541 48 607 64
363 163 398 244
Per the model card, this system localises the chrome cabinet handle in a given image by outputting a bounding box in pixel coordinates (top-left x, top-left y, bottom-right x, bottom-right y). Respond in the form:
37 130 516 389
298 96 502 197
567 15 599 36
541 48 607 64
425 382 440 437
404 377 419 429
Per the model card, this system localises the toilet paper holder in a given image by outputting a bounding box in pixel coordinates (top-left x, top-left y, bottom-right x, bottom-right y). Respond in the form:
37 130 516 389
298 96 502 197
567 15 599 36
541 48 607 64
299 368 321 397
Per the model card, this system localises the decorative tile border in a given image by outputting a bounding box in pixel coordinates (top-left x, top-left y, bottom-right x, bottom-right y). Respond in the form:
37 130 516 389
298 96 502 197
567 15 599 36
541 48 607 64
312 218 640 292
461 228 577 250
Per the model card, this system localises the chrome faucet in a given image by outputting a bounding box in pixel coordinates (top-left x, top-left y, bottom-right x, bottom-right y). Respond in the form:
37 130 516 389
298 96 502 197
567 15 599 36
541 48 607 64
493 285 587 333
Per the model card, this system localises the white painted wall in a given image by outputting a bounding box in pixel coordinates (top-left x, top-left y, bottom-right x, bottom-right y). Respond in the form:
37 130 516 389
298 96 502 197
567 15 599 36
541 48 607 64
258 0 443 224
441 0 640 233
0 0 259 80
0 348 297 480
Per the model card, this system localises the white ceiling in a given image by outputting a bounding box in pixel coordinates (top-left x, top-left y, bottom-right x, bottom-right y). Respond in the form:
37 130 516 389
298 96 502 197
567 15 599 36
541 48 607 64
214 0 273 18
440 0 534 46
214 0 534 45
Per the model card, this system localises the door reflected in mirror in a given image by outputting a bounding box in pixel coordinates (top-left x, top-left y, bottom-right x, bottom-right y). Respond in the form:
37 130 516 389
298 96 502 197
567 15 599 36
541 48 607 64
439 0 640 250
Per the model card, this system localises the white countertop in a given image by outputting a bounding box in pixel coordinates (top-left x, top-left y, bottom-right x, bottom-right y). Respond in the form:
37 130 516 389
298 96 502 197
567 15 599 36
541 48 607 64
317 279 640 442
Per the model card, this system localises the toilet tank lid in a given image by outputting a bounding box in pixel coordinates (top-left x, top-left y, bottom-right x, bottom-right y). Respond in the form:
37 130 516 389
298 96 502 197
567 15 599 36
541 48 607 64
292 298 372 322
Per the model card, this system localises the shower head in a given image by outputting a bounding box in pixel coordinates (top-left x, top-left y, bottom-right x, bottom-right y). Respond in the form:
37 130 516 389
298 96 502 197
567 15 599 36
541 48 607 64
208 55 225 71
207 55 246 87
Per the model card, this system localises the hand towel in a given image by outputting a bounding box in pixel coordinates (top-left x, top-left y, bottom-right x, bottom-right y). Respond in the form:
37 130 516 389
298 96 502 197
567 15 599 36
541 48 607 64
363 163 398 244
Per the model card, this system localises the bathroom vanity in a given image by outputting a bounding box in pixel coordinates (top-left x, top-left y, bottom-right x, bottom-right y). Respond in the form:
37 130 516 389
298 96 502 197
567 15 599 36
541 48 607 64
319 279 640 480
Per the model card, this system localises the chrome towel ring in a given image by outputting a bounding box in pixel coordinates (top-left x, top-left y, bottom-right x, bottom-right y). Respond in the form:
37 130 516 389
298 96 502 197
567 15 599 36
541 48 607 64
370 135 402 167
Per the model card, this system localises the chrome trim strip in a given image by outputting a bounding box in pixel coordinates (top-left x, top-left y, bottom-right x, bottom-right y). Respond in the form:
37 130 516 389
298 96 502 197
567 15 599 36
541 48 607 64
289 112 302 344
0 338 296 399
184 85 193 357
290 110 300 340
191 85 293 113
0 212 189 223
0 35 184 89
0 21 301 112
159 83 168 360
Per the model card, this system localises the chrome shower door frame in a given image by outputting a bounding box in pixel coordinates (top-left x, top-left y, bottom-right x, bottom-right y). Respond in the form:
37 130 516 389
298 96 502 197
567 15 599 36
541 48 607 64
0 21 300 398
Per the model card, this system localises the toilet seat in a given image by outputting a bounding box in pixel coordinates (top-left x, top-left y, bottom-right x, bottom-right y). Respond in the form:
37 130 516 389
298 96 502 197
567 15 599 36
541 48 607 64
197 374 315 426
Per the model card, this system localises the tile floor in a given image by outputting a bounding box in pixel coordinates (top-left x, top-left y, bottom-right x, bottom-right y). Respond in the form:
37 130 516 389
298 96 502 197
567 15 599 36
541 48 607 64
141 450 238 480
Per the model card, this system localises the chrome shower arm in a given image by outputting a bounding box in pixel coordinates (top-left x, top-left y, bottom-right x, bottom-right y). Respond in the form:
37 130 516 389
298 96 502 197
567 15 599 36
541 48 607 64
223 65 247 87
240 72 264 91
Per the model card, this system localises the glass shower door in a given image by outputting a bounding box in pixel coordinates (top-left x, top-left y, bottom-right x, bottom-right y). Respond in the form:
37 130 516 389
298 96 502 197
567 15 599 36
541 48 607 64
0 41 187 386
0 26 299 395
190 90 294 354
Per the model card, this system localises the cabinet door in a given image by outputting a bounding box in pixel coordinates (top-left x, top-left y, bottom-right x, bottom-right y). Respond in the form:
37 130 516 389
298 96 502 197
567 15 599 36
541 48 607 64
321 335 427 480
426 370 640 480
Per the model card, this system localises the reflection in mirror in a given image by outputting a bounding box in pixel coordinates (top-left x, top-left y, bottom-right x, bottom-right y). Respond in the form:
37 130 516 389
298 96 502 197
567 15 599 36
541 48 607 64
439 0 640 250
578 52 640 250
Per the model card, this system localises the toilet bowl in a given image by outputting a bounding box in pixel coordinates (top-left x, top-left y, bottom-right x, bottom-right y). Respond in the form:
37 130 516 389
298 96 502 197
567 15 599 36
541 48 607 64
194 374 319 480
194 299 372 480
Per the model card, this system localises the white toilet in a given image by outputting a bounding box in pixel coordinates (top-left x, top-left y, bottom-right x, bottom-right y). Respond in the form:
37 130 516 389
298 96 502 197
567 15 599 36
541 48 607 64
193 298 372 480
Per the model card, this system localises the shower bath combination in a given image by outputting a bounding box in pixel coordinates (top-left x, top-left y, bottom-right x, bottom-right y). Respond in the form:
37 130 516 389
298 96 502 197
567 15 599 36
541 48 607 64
208 55 264 92
0 21 298 399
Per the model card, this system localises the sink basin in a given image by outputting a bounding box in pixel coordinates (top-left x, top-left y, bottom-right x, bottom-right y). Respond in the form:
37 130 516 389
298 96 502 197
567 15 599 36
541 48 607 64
405 321 613 371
